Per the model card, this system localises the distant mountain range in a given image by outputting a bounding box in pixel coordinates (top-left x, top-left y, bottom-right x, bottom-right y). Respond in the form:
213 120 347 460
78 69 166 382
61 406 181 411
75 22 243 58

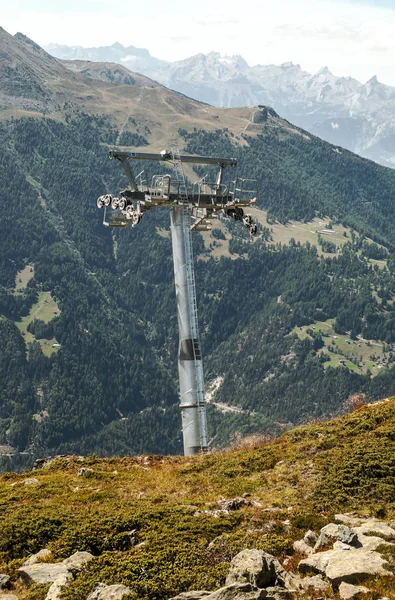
47 42 395 168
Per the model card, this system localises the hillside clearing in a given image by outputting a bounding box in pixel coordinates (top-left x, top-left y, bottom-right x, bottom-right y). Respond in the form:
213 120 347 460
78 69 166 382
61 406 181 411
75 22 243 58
15 292 60 357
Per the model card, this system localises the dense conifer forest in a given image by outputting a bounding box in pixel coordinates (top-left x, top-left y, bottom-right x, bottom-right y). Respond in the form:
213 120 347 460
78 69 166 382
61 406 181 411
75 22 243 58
2 113 395 466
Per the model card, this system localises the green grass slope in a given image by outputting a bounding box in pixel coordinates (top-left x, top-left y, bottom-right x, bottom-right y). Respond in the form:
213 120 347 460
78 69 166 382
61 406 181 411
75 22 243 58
0 398 394 599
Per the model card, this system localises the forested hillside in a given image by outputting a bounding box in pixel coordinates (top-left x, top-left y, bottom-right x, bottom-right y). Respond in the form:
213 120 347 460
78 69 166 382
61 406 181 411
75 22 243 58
3 29 395 465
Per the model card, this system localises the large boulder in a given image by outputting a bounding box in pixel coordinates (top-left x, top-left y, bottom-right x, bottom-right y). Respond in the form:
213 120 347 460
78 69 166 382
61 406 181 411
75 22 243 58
354 522 395 540
18 563 71 586
353 532 395 551
44 572 72 600
62 551 93 570
226 550 286 589
24 549 52 566
292 540 313 556
299 548 391 586
87 583 132 599
314 524 359 551
339 582 370 599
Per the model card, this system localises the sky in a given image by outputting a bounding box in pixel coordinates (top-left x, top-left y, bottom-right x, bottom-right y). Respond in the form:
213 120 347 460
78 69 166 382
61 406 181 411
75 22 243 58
2 0 395 85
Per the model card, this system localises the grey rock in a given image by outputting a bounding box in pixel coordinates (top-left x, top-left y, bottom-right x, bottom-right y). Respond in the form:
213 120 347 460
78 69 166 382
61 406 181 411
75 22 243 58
335 514 361 526
23 477 39 486
217 498 248 511
77 467 94 477
44 573 71 600
0 574 10 589
303 531 317 546
296 574 330 592
298 548 391 586
62 551 94 570
264 588 295 600
205 583 266 600
293 540 313 556
18 563 71 586
87 583 132 599
339 582 370 599
353 531 394 551
354 521 395 540
24 549 52 565
170 593 211 600
333 542 353 551
226 550 286 589
314 524 359 551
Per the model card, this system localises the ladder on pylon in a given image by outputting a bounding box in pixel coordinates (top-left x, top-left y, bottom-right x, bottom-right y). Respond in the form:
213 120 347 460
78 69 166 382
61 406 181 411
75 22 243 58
171 149 207 449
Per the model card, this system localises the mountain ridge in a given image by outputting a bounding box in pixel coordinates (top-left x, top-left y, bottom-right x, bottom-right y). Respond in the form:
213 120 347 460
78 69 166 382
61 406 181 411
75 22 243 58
46 40 395 168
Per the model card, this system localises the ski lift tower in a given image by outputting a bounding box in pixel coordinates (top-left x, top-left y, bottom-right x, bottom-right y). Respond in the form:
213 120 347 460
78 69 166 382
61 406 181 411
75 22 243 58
97 149 258 456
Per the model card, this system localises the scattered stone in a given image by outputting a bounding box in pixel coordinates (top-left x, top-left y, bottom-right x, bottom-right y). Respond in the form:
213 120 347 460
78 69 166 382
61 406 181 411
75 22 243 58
170 592 211 600
0 574 10 589
314 524 359 551
24 549 52 565
226 550 284 589
23 478 39 486
303 531 317 546
292 540 313 556
338 582 370 599
62 551 94 570
296 574 330 592
78 467 94 477
18 563 71 586
87 583 132 599
298 548 391 586
218 498 248 511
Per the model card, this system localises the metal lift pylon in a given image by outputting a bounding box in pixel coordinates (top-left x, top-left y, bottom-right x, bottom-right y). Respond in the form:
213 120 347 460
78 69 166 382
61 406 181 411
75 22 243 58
170 149 207 454
97 148 258 456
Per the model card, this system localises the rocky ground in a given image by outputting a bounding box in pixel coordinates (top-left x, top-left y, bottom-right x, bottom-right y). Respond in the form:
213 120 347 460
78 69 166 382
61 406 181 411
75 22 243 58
0 399 394 600
1 514 394 599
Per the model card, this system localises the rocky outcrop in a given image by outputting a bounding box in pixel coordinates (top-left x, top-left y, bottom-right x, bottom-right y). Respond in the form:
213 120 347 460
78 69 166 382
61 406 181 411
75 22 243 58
18 563 71 586
87 583 132 599
338 582 370 599
18 550 94 600
225 550 285 589
313 524 359 551
299 548 391 586
176 516 394 600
